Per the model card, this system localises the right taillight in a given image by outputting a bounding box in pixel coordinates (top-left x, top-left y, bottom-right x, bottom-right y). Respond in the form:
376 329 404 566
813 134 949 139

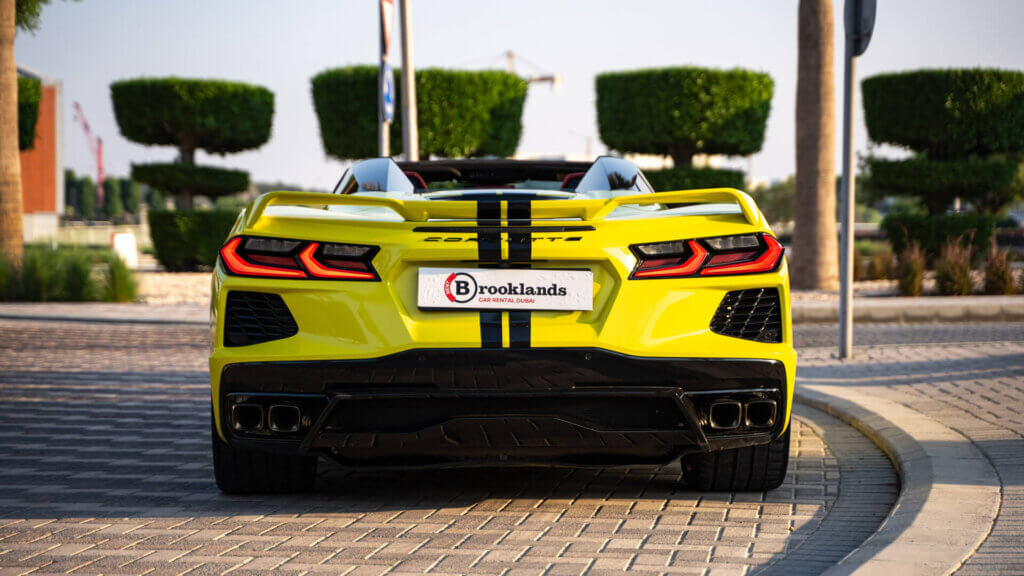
219 236 378 280
630 233 783 279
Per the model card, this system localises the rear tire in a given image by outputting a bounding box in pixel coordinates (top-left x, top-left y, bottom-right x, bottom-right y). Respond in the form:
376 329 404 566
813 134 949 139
681 427 790 491
212 415 318 494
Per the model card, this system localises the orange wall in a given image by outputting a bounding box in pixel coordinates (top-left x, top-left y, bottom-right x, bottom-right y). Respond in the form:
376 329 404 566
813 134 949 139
20 84 57 214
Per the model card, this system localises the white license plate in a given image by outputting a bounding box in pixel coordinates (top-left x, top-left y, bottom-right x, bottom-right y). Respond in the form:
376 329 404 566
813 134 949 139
417 268 593 311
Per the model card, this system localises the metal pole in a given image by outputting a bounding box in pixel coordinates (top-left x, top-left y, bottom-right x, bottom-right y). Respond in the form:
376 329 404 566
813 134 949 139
399 0 419 161
838 38 857 359
378 2 390 157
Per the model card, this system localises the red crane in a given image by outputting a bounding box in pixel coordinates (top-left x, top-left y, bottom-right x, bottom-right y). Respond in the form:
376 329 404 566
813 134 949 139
72 101 104 204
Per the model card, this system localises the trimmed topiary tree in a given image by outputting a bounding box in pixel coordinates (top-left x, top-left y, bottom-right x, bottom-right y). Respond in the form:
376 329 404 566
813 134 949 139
311 66 527 159
110 77 273 210
596 67 773 168
863 69 1024 214
18 76 41 151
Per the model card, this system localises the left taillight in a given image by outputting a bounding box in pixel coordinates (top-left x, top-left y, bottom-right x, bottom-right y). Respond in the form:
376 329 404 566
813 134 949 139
219 236 378 281
630 233 783 279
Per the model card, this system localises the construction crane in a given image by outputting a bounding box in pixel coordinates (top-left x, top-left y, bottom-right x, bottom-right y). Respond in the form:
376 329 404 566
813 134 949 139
72 101 104 204
505 50 560 91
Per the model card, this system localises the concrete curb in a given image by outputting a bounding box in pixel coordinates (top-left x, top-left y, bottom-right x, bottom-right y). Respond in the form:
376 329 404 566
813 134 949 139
795 385 1000 576
792 295 1024 324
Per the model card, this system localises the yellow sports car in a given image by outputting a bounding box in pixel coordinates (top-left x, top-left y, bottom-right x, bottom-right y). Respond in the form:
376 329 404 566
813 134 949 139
210 157 795 493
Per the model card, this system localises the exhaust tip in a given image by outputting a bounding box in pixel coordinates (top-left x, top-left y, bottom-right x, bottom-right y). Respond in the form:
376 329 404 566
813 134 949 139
268 404 302 433
708 400 742 430
232 403 264 432
745 399 777 428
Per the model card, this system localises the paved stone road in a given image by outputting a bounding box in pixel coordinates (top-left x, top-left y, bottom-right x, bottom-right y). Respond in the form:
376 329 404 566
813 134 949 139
0 319 900 575
799 338 1024 574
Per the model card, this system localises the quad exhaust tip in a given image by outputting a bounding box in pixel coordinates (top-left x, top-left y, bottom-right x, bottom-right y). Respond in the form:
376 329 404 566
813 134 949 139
708 400 743 430
745 399 777 428
232 403 263 432
268 404 302 433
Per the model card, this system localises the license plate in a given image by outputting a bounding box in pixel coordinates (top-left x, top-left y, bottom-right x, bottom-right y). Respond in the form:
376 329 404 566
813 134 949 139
417 268 593 311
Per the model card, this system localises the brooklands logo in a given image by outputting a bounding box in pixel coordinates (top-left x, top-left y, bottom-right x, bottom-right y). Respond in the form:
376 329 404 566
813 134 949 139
443 271 568 304
443 272 478 303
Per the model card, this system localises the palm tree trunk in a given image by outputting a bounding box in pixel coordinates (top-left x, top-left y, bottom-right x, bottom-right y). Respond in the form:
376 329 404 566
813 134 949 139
793 0 838 290
0 0 23 270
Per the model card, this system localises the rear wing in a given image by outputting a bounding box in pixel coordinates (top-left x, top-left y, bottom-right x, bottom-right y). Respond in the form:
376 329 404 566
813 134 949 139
244 188 764 229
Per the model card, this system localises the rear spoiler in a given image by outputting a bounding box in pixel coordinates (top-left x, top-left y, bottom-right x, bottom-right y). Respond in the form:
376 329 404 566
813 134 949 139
244 188 763 229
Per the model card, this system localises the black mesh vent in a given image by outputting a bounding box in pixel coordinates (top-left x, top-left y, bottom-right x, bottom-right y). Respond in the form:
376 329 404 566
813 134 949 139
710 288 782 343
224 291 298 347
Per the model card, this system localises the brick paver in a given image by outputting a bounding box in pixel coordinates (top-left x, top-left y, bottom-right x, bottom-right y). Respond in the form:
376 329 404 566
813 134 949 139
799 340 1024 574
0 319 899 575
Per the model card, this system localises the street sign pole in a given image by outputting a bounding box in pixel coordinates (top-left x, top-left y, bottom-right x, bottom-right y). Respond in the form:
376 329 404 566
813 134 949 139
378 0 395 157
839 0 876 359
399 0 419 161
838 39 856 358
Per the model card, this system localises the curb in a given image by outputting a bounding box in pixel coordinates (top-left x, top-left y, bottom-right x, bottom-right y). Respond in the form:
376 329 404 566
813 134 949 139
792 295 1024 324
795 385 1000 575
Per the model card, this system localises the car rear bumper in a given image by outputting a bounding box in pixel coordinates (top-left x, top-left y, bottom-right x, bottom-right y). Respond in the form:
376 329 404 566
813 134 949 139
215 349 790 467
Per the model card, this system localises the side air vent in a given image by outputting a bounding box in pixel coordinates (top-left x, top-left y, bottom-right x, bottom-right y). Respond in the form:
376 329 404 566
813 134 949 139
224 291 298 347
710 288 782 343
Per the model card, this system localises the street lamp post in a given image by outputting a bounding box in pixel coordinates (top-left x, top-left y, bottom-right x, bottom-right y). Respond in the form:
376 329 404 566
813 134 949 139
399 0 418 161
838 0 876 359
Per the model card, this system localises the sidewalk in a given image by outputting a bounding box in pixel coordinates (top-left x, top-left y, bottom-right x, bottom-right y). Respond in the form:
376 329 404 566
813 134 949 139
795 342 1024 575
2 295 1022 325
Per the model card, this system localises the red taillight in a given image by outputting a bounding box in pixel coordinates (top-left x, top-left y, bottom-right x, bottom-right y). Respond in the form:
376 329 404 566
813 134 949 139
631 233 783 279
633 241 707 278
701 235 783 276
298 243 376 280
219 237 307 279
219 236 378 280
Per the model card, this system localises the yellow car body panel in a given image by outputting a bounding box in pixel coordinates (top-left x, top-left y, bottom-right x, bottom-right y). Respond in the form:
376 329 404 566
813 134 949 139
209 191 796 442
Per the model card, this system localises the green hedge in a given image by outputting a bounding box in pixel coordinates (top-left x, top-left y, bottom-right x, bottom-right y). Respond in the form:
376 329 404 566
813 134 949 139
132 163 249 199
863 69 1024 159
1 245 136 302
148 210 241 271
596 67 773 164
881 212 996 262
111 78 274 154
868 157 1024 215
18 76 41 151
311 66 528 159
644 166 745 191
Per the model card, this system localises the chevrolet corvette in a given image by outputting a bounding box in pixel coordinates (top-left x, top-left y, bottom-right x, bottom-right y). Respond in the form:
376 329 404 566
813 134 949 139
210 157 795 493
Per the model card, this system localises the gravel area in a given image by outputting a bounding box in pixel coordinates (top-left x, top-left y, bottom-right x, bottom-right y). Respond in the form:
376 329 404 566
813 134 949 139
137 271 211 305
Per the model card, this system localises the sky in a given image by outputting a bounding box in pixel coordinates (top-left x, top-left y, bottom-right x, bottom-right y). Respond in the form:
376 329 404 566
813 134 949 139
14 0 1024 190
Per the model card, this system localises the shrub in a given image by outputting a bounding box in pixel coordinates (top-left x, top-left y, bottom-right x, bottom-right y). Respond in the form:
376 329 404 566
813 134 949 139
121 178 141 214
853 251 865 282
867 157 1024 215
103 178 123 218
596 67 773 165
11 246 102 302
750 176 795 224
867 248 895 280
983 248 1015 295
79 177 97 220
103 254 137 302
131 163 249 202
17 76 41 150
644 166 745 192
882 212 995 262
862 69 1024 159
311 66 528 159
148 210 240 270
111 77 273 209
897 243 925 296
935 239 974 296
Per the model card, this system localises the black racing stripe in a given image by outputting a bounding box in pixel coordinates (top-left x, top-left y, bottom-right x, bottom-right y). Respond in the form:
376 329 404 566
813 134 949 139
476 199 501 262
506 200 532 348
507 200 532 262
479 311 503 349
508 311 531 348
477 200 503 348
